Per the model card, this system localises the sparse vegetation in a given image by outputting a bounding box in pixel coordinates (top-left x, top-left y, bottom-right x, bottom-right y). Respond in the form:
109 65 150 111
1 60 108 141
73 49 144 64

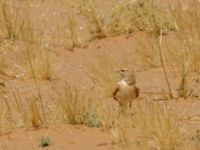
133 101 181 149
86 53 119 97
66 15 82 51
0 0 35 42
55 83 97 125
39 136 52 147
0 0 200 149
25 45 53 80
79 0 105 39
13 91 44 127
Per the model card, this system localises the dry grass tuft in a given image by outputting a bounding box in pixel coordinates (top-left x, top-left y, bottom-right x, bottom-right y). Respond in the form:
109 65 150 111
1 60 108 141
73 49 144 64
86 53 119 97
99 100 187 149
132 101 182 150
13 91 44 128
110 127 130 146
55 83 100 126
24 45 53 80
79 0 105 39
106 0 174 36
0 96 11 131
78 0 174 39
96 100 119 129
66 15 82 51
0 1 35 42
0 56 9 76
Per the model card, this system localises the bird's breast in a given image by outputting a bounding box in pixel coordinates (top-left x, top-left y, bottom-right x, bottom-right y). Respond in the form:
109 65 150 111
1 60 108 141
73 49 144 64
117 80 129 88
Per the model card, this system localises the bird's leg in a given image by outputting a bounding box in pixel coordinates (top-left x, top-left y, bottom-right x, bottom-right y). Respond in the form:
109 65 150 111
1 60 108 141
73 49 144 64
119 103 123 113
117 104 122 119
118 103 126 117
128 102 132 113
129 102 134 116
129 102 132 108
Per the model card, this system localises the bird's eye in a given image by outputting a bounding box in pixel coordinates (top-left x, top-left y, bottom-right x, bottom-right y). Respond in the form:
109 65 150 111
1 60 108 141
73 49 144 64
121 69 125 72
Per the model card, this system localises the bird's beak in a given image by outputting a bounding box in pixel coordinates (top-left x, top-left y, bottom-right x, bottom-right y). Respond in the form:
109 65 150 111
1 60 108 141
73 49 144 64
113 68 120 72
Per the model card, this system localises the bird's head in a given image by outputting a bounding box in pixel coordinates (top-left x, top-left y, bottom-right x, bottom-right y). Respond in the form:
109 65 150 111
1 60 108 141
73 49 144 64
114 68 129 78
114 68 136 85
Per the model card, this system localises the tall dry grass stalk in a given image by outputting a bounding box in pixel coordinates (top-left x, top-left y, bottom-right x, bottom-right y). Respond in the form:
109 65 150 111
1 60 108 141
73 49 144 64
167 0 200 98
134 0 200 99
25 44 47 122
178 47 191 98
154 30 172 98
150 1 173 98
135 0 200 73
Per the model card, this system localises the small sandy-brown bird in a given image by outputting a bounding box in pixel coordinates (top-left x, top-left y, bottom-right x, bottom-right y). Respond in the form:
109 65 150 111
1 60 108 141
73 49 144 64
113 68 140 111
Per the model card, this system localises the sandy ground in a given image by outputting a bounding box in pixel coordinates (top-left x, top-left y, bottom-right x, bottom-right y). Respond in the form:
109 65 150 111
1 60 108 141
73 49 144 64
0 125 114 150
1 33 200 150
1 0 200 150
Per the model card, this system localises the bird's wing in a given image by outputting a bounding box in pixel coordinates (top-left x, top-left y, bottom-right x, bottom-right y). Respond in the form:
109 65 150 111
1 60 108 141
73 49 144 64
113 86 119 100
135 87 140 98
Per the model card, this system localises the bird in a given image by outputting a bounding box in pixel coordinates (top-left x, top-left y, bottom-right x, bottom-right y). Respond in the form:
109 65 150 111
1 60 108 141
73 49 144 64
112 68 140 112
